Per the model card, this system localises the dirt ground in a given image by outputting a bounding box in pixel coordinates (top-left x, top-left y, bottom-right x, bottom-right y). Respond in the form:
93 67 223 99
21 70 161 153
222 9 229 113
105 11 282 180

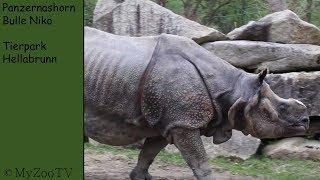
85 151 261 180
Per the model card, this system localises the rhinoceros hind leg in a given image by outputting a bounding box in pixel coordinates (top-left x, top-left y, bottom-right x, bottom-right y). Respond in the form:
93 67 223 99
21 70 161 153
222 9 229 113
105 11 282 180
130 136 168 180
171 128 214 180
85 114 158 146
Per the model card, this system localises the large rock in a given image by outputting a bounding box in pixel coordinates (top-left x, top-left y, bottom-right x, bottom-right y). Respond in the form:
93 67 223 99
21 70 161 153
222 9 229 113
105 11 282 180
265 71 320 117
166 130 261 160
202 40 320 73
93 0 226 44
227 10 320 45
263 137 320 161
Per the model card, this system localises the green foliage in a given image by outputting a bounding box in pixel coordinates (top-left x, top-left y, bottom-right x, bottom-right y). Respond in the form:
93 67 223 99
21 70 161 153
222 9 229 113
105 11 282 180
166 0 184 14
286 0 320 27
200 0 269 32
161 0 270 32
85 143 320 179
85 0 320 32
84 0 98 26
163 0 320 33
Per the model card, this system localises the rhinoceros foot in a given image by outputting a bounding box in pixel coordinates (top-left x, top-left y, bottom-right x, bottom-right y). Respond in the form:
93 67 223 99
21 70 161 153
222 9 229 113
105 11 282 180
130 167 152 180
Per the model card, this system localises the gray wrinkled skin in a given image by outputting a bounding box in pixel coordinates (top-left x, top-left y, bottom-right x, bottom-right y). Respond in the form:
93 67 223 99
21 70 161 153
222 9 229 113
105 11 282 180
84 27 310 180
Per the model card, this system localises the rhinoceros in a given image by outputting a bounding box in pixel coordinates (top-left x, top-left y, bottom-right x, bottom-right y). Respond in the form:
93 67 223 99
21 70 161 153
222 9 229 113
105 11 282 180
84 27 309 180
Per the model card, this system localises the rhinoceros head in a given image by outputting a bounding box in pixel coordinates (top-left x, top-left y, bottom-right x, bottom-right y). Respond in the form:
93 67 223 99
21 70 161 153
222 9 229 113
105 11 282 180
228 69 309 139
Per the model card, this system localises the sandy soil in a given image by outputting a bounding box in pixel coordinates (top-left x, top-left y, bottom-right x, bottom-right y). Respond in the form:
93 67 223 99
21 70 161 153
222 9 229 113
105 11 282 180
85 151 261 180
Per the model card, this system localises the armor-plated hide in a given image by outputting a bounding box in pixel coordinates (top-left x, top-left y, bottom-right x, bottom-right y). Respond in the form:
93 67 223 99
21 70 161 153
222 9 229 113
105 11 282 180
84 27 261 144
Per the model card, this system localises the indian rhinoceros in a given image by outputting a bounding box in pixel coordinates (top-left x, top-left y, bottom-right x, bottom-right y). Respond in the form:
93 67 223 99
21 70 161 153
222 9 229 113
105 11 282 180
84 27 310 180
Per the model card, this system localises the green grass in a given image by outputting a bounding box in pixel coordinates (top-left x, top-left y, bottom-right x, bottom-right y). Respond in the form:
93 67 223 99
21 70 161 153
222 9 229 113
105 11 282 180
85 143 186 165
85 143 320 180
211 156 320 180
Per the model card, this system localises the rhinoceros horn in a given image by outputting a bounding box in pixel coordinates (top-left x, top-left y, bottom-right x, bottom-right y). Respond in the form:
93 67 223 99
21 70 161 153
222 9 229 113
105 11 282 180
258 68 268 84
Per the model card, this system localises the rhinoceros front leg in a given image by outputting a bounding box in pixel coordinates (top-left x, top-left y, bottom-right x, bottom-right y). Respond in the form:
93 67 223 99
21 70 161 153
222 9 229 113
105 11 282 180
130 136 168 180
171 128 213 180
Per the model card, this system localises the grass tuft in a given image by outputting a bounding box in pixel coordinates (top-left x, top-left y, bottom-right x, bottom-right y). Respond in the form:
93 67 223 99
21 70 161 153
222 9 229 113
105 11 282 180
85 143 320 180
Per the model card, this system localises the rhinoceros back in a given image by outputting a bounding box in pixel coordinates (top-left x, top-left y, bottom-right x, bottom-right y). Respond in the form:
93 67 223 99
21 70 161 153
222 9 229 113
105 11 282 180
84 27 158 118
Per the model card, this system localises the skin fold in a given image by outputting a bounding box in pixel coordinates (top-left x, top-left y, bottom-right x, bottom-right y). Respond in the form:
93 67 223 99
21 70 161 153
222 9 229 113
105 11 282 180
84 27 310 180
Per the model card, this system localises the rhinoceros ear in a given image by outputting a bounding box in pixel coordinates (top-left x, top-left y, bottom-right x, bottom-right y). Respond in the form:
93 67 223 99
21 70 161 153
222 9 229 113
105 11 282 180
258 68 268 85
228 97 247 129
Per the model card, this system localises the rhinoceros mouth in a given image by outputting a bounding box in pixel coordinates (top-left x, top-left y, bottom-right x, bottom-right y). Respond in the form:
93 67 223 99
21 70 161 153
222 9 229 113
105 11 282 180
278 117 308 131
290 125 307 131
286 124 308 136
287 119 309 132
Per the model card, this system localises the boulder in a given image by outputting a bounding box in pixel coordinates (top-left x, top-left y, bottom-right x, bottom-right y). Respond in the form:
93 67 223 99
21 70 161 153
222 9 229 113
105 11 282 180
227 10 320 45
166 130 261 160
265 71 320 117
202 40 320 73
263 137 320 161
93 0 226 44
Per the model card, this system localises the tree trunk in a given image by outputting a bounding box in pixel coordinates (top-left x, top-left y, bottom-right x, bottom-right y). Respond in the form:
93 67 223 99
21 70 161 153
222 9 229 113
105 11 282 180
266 0 287 13
182 0 202 21
182 0 193 19
302 0 313 22
240 0 248 25
288 0 300 13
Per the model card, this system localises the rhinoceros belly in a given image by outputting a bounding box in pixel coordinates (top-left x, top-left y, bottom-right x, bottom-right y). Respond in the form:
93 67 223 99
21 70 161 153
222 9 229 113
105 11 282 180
85 112 158 145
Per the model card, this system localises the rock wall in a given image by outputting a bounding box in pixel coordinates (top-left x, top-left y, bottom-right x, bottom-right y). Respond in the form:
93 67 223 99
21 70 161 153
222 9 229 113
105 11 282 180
90 0 320 160
93 0 226 44
203 11 320 137
220 10 320 160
